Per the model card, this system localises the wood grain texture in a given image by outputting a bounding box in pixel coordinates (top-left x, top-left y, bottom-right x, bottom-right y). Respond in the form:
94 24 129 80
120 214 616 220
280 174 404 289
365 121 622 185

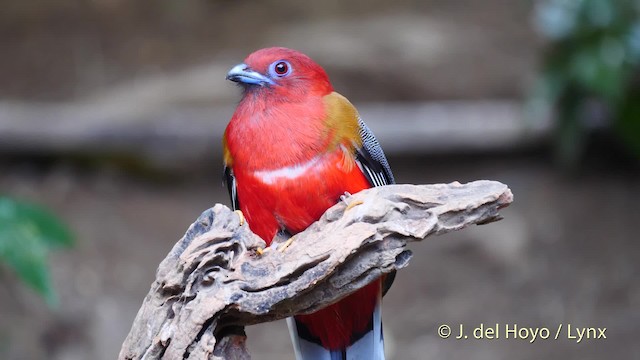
119 181 513 360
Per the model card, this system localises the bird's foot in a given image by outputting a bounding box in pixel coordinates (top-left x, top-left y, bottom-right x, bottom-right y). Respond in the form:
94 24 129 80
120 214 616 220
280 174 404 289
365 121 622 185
341 192 364 211
234 210 245 226
339 192 352 204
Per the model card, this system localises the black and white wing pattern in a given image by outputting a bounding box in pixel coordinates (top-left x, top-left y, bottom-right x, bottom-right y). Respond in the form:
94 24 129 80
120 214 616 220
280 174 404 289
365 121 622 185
223 166 240 211
355 116 396 296
355 117 395 187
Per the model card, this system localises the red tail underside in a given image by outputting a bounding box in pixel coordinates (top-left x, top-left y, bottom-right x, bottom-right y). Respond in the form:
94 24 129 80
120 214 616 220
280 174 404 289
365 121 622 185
234 150 379 350
296 280 381 350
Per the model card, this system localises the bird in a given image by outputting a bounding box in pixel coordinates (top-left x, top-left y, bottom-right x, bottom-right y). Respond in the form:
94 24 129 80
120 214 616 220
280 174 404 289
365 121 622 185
223 47 395 360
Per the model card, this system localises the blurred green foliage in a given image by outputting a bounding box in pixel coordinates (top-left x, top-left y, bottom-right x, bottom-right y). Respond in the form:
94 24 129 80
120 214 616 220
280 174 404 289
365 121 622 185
0 197 73 306
533 0 640 167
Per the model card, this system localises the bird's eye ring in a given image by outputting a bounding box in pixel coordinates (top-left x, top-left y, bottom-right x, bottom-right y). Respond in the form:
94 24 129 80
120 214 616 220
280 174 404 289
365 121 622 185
270 61 291 77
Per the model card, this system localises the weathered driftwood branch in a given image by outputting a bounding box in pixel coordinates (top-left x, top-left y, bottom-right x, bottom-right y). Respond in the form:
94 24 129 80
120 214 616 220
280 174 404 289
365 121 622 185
119 181 513 360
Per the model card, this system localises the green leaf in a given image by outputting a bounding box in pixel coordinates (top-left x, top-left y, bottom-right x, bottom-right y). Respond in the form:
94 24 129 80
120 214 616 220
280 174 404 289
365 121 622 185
0 197 73 249
0 221 57 306
0 197 73 306
533 0 640 165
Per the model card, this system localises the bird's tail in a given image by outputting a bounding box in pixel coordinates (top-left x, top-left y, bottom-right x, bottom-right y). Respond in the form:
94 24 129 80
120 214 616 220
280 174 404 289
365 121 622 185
286 288 385 360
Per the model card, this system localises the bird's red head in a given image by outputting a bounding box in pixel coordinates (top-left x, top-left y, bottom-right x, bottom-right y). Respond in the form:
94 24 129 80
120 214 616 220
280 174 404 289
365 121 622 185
226 47 333 101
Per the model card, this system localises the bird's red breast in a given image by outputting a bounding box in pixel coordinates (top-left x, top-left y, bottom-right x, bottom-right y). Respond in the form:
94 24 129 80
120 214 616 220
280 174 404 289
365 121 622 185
225 91 367 242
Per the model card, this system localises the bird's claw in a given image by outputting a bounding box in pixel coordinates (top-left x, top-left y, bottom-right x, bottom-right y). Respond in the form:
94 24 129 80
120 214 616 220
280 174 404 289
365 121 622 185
345 199 364 211
278 237 295 252
256 247 270 256
234 210 245 226
340 192 363 210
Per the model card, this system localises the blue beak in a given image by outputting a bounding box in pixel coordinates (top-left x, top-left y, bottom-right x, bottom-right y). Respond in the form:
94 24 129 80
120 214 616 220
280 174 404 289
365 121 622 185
226 63 274 86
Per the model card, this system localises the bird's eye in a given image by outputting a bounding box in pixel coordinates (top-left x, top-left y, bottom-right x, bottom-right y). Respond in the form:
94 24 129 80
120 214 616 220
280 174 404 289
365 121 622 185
270 61 291 77
274 62 288 75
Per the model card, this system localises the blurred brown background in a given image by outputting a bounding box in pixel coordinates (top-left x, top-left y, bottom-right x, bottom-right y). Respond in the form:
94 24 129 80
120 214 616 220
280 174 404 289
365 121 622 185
1 1 638 359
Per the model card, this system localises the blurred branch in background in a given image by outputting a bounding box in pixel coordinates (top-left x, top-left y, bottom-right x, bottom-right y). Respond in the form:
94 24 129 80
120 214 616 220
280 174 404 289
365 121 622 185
0 99 549 173
531 0 640 169
0 197 74 306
